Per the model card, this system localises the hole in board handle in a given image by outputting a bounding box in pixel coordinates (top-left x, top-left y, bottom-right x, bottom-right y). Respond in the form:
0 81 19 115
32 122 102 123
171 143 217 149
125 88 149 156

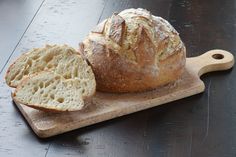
212 54 224 60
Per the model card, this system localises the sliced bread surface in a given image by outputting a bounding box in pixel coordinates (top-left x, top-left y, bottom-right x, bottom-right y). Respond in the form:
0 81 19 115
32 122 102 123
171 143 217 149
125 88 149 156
13 71 95 112
8 44 96 111
6 44 90 88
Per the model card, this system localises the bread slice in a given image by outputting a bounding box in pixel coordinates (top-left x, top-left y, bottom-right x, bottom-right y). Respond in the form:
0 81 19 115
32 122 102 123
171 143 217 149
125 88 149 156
13 71 95 112
8 44 96 111
5 44 87 87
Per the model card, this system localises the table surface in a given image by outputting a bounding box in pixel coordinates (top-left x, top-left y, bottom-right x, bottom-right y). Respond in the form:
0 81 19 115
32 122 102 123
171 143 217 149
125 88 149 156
0 0 236 157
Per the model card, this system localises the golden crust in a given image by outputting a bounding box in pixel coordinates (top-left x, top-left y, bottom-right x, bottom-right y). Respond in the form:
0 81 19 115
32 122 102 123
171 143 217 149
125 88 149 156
80 43 185 92
5 52 29 87
80 8 186 93
91 20 107 34
108 14 126 46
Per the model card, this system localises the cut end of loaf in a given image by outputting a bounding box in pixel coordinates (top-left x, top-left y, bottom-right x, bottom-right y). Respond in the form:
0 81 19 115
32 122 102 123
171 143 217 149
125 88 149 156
7 44 96 112
5 44 89 88
13 72 95 112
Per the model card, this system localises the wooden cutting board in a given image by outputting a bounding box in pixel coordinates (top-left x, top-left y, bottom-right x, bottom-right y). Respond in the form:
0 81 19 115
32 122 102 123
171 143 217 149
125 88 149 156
13 50 234 138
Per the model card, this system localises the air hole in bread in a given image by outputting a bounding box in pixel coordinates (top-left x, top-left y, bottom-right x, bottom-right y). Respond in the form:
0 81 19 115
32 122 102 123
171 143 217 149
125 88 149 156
45 81 50 88
64 74 71 79
16 74 23 80
39 82 43 88
43 94 48 97
33 86 38 93
32 55 40 60
27 59 32 67
52 86 56 89
24 70 29 75
43 54 54 63
40 90 44 94
55 76 60 80
47 64 53 69
39 67 44 71
50 94 55 99
57 98 64 103
74 69 78 77
82 89 85 94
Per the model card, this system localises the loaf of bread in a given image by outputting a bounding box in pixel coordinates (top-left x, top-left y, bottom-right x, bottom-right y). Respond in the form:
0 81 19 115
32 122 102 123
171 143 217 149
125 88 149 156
79 8 186 92
7 45 96 111
13 71 95 111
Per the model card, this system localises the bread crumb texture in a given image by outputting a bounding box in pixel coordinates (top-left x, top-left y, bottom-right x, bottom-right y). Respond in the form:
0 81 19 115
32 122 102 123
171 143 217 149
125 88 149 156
14 71 95 111
6 45 94 87
8 45 96 111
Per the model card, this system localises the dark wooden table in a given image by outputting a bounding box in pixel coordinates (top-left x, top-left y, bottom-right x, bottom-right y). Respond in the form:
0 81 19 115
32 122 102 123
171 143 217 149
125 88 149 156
0 0 236 156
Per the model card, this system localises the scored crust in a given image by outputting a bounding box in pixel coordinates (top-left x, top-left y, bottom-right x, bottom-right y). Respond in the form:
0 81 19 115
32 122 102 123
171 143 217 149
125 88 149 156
80 43 185 92
80 8 186 92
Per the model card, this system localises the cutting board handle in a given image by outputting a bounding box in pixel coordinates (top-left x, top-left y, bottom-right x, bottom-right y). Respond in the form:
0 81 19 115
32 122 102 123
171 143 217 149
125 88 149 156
186 49 234 76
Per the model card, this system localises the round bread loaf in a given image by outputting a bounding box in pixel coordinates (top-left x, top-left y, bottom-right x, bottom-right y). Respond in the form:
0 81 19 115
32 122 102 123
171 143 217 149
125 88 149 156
79 8 186 92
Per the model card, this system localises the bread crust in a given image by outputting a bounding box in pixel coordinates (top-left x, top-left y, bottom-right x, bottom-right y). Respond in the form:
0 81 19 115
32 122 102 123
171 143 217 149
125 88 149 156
80 42 185 92
5 52 29 88
108 14 126 46
80 8 186 93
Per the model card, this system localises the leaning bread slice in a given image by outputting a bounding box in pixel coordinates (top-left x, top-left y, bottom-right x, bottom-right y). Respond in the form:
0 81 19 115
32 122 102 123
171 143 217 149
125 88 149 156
13 71 95 112
5 44 83 87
